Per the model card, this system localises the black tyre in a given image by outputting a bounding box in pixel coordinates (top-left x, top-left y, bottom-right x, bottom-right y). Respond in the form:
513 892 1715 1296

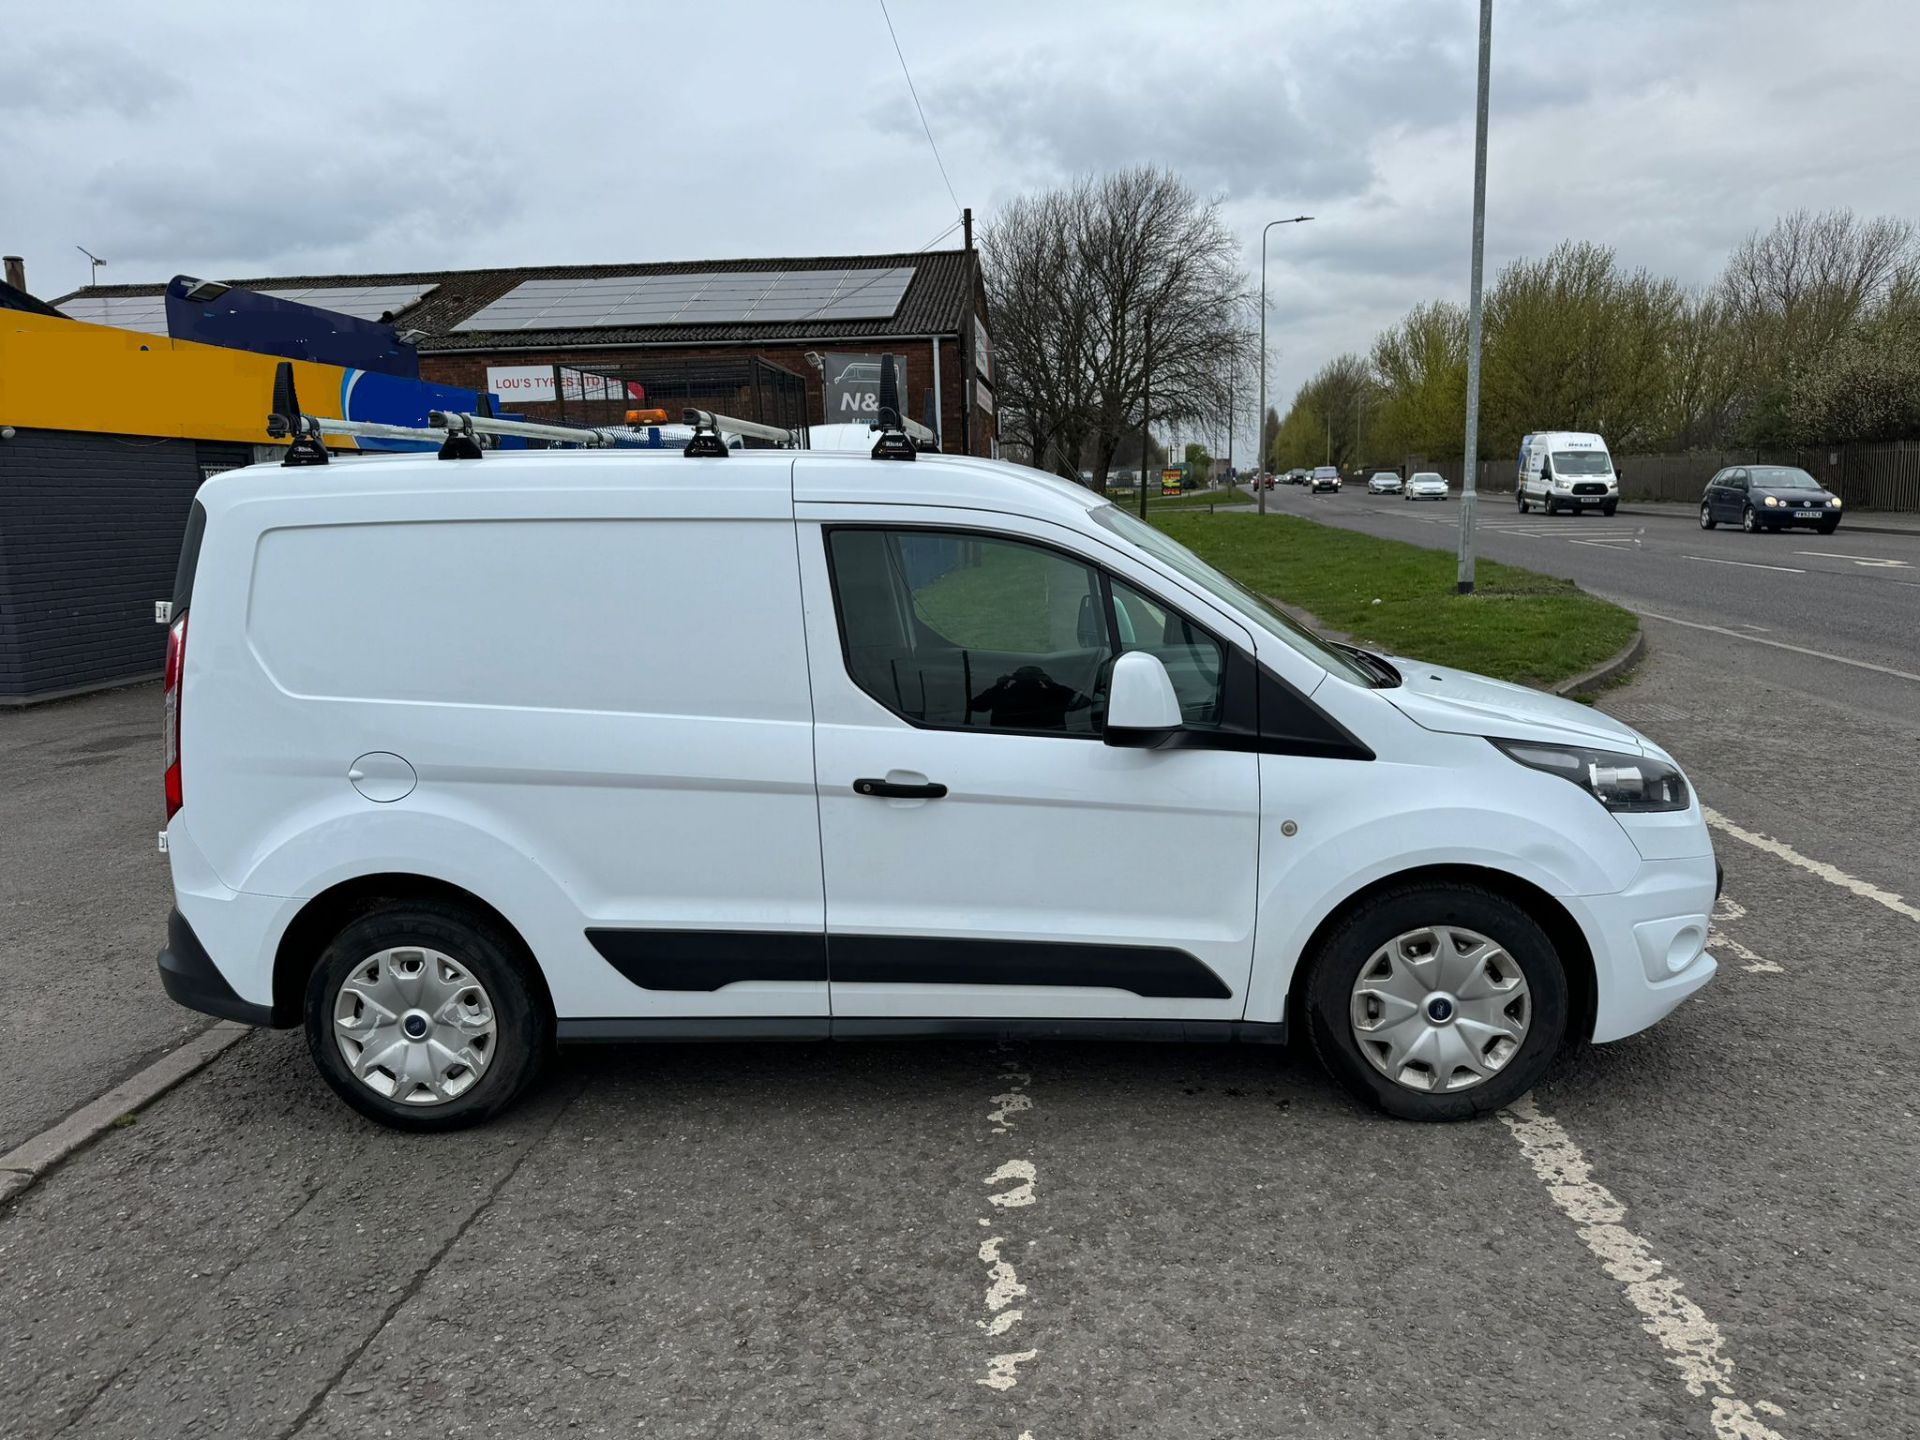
1699 503 1716 530
1516 491 1530 512
1545 497 1560 516
305 901 552 1131
1601 500 1618 517
1303 883 1569 1121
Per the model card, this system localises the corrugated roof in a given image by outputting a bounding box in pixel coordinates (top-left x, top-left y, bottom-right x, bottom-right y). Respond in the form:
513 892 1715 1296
50 250 980 350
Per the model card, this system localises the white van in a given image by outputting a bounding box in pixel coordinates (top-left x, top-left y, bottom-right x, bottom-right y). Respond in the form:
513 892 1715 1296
159 446 1716 1129
1517 432 1619 515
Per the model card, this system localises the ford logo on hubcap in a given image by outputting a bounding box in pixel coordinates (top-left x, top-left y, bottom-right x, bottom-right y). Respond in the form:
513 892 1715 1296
1425 996 1455 1023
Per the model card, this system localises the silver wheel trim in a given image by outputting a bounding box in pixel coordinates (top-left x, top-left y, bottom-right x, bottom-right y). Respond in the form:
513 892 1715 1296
333 947 498 1106
1349 925 1531 1094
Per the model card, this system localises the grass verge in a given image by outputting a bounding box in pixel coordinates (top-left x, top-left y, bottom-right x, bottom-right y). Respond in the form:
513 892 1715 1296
1149 511 1637 689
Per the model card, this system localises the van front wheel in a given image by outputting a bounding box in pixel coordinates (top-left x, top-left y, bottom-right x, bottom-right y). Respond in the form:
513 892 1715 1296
1304 883 1568 1121
305 901 551 1131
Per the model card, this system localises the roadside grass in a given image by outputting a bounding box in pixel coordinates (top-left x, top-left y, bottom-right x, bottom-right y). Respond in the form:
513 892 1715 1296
1150 511 1637 688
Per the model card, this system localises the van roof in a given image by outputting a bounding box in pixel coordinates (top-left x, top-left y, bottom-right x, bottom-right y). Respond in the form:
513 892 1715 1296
192 447 1109 527
1534 431 1607 447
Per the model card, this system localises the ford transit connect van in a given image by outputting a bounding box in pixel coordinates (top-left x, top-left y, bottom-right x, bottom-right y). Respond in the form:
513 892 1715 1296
159 447 1716 1129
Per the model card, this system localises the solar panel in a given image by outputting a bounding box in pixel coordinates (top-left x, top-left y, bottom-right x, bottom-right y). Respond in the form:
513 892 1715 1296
260 283 438 321
57 283 438 334
453 266 917 332
56 296 170 334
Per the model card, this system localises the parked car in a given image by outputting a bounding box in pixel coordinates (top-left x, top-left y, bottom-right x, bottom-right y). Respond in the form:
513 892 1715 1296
1367 471 1404 495
1516 431 1619 515
1310 466 1342 493
1699 465 1841 534
1404 472 1450 502
159 444 1717 1128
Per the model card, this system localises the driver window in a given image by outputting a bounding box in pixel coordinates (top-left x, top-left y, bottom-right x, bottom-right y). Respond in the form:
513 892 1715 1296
827 528 1111 736
1109 577 1227 728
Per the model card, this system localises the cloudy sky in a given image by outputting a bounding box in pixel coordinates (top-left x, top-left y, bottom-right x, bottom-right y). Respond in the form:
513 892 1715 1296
4 0 1915 457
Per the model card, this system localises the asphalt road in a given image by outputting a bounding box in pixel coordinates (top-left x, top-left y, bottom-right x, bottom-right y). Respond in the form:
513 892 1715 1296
5 528 1920 1436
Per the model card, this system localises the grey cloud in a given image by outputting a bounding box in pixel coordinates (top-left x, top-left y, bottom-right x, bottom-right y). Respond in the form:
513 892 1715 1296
0 40 185 119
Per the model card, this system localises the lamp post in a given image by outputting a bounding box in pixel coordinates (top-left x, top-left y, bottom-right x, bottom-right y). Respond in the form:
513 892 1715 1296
1457 0 1493 593
1257 215 1313 515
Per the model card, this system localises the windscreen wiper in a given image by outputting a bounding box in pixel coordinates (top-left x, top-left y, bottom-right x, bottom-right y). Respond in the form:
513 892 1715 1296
1338 642 1402 688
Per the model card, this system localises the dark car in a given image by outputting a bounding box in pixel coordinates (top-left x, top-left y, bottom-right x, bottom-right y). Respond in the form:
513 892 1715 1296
1699 465 1842 534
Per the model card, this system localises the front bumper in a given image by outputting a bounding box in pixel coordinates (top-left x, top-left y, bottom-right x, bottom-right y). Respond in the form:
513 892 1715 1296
1562 851 1718 1043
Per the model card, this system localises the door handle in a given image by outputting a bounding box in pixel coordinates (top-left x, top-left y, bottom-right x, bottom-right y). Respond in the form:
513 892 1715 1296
854 778 948 799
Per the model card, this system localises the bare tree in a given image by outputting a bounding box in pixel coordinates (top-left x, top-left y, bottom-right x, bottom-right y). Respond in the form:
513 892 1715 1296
982 167 1250 487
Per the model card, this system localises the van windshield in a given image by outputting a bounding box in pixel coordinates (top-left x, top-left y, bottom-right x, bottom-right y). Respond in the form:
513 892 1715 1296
1091 507 1375 686
1552 450 1612 476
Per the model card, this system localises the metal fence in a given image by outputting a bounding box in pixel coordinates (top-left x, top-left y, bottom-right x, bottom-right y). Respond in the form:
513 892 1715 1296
1408 441 1920 512
510 357 813 445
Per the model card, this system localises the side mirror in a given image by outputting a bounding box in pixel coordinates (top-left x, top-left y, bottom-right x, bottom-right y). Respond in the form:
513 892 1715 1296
1103 651 1183 748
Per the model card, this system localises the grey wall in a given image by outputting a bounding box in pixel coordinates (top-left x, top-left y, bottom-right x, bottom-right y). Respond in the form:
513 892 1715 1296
0 429 250 703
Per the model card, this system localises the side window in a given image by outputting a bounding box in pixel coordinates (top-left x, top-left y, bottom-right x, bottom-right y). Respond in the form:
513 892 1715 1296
1109 577 1227 728
1730 470 1749 492
827 528 1112 736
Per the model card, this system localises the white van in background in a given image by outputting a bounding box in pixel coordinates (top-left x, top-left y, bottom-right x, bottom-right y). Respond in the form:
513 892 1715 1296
159 444 1716 1130
1516 432 1619 516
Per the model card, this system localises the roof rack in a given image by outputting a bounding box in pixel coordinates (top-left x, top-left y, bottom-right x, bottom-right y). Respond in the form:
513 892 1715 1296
866 350 925 460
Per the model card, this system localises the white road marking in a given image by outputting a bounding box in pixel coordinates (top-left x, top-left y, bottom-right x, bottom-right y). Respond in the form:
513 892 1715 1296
1703 806 1920 925
1682 554 1806 574
1570 538 1639 548
1706 896 1780 972
1501 1098 1786 1440
1635 611 1920 684
974 1053 1041 1397
980 1350 1039 1392
1793 550 1911 568
986 1159 1037 1208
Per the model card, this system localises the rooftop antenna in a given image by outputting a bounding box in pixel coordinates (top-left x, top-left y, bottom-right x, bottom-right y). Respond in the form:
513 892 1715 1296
76 245 106 289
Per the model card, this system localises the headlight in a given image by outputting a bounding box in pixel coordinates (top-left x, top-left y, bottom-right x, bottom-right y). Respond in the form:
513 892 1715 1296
1491 738 1690 813
1830 496 1843 508
1763 495 1780 507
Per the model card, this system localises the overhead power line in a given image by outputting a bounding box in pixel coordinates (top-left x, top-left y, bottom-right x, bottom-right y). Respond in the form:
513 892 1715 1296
879 0 962 216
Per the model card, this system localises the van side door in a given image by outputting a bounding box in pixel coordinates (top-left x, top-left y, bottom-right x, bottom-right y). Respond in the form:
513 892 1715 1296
793 503 1261 1026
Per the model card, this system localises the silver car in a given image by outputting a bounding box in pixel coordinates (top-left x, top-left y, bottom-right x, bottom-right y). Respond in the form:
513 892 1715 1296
1366 471 1404 494
1404 472 1450 501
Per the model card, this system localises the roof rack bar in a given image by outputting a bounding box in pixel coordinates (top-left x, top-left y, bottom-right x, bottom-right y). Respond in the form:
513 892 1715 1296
681 408 795 447
429 410 621 449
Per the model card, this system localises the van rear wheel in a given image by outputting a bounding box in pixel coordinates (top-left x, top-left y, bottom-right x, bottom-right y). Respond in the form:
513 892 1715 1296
304 901 550 1131
1303 883 1568 1121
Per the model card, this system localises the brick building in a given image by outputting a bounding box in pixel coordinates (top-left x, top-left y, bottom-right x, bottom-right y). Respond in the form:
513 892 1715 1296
58 247 998 454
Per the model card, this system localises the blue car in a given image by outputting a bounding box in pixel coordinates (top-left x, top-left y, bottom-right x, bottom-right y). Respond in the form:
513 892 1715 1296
1699 465 1842 534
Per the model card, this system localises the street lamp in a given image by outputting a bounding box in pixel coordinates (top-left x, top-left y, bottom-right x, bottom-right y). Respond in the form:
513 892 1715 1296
1457 0 1493 593
1257 215 1314 515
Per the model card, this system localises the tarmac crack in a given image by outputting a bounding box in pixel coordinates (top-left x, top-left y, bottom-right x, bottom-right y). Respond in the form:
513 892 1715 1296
277 1079 583 1439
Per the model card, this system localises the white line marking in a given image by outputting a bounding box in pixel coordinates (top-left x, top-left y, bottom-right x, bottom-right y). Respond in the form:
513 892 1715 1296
974 1053 1042 1398
1501 1098 1785 1440
1703 806 1920 924
1570 538 1638 548
1706 895 1779 972
1793 550 1910 568
986 1159 1037 1209
1635 611 1920 683
980 1350 1039 1391
1682 554 1806 574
